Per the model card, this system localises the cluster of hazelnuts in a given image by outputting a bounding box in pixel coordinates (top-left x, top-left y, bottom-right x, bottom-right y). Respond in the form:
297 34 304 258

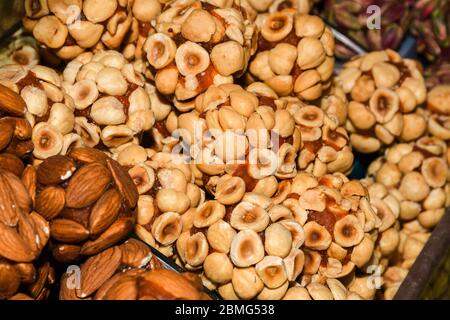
0 0 449 301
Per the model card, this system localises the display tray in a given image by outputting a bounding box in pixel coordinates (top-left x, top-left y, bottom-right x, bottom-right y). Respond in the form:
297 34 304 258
394 209 450 300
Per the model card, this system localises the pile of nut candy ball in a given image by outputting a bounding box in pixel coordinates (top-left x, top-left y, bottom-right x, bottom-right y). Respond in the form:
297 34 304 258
0 0 449 301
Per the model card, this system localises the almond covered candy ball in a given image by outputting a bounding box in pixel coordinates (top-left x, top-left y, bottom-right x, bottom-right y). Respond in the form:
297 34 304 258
0 161 53 299
367 137 449 230
143 0 257 103
32 147 139 262
248 12 335 100
62 50 156 151
337 50 428 153
58 240 206 300
23 0 162 60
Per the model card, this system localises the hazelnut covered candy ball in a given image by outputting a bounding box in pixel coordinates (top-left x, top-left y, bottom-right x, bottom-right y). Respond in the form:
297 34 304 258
62 50 156 151
248 12 335 100
143 0 257 103
367 137 449 230
337 49 428 153
23 0 162 60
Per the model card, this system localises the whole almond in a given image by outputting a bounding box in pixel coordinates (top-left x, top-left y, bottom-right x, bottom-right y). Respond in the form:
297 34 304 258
68 147 109 164
6 140 34 158
89 188 122 236
29 211 50 251
107 159 138 208
28 262 53 299
59 273 84 300
14 263 36 283
50 219 90 243
0 262 21 299
0 153 25 177
102 275 139 300
9 293 34 300
120 239 152 268
0 84 26 116
52 244 81 263
77 246 122 298
94 269 145 300
0 118 15 151
139 269 205 300
2 170 32 214
0 222 34 262
80 217 134 256
0 171 20 226
17 211 40 258
36 155 76 185
66 163 111 209
21 165 37 204
35 185 66 220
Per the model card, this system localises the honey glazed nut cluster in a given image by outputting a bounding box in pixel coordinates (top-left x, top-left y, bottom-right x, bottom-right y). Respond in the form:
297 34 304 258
248 11 335 100
130 161 387 300
23 0 164 61
337 50 428 154
241 0 317 20
0 50 161 161
143 0 256 104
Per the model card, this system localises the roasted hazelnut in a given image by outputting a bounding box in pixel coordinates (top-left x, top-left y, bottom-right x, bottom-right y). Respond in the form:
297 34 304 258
255 256 287 289
230 229 265 267
232 267 264 300
333 215 364 248
304 221 332 250
207 220 236 254
230 201 270 232
203 252 233 284
193 200 226 228
151 212 183 246
282 286 311 300
306 283 333 300
264 223 293 258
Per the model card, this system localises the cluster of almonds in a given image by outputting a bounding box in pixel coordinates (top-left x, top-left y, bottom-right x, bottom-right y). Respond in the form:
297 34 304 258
337 50 428 154
32 147 139 263
143 0 256 103
23 0 163 60
59 239 209 300
248 11 335 100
